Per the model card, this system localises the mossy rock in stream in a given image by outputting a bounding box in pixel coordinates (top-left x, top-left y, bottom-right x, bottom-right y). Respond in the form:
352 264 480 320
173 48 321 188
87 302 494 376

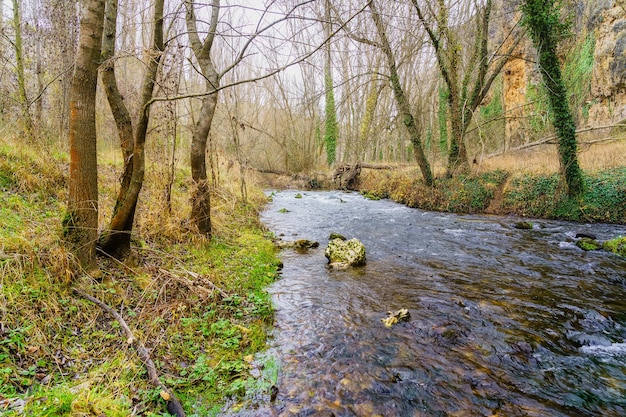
325 238 366 267
603 236 626 257
576 238 603 251
329 232 346 241
276 239 319 250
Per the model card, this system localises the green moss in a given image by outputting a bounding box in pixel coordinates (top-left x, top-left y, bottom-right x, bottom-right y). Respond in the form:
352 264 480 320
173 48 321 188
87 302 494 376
603 236 626 257
576 238 603 251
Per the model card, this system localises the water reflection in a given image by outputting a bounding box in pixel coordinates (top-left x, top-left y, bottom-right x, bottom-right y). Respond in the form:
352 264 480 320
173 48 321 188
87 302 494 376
231 190 626 416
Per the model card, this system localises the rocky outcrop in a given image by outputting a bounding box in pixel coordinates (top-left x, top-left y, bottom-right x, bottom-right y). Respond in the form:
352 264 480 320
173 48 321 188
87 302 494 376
324 238 366 268
497 0 626 147
587 2 626 126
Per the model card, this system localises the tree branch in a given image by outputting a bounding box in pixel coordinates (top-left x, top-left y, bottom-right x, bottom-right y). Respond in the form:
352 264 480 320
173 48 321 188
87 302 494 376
73 288 186 417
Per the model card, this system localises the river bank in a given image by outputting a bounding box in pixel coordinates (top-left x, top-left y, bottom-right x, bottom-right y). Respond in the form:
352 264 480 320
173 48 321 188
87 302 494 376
0 139 282 416
255 165 626 225
358 166 626 224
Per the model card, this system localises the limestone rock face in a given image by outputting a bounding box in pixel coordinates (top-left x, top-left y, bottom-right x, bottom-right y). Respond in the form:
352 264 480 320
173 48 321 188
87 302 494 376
324 238 366 267
588 2 626 125
496 0 626 146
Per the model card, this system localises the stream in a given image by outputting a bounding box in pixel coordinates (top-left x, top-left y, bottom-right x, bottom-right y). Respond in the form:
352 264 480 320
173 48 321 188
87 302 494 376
232 190 626 416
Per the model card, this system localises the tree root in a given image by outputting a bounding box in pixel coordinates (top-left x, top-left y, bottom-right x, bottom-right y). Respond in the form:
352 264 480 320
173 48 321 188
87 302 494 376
73 288 186 417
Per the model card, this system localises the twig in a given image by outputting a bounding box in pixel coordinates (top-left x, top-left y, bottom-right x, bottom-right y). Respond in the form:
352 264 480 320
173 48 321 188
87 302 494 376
178 268 230 299
73 288 186 417
158 268 226 299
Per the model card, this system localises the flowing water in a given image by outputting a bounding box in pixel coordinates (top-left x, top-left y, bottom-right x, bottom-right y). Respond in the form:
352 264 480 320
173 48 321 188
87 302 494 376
233 190 626 416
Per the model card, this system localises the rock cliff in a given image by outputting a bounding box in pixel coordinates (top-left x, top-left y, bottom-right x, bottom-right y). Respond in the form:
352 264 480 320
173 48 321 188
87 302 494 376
497 0 626 147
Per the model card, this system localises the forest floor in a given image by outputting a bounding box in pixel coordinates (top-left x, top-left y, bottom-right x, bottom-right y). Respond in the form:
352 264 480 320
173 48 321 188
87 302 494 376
0 137 282 416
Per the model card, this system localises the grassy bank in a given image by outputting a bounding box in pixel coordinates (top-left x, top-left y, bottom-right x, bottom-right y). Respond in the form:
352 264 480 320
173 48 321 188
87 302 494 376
0 138 281 416
358 166 626 224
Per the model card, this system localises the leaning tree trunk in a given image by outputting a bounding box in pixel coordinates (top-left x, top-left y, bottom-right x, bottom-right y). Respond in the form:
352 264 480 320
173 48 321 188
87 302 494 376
369 1 433 186
63 0 105 269
99 0 164 258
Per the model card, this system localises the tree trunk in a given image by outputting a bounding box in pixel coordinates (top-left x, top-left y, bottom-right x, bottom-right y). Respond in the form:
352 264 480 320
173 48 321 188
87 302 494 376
447 87 469 176
99 0 164 258
323 0 338 166
186 0 221 237
63 0 105 269
190 91 218 236
522 0 585 199
369 1 433 186
11 0 35 141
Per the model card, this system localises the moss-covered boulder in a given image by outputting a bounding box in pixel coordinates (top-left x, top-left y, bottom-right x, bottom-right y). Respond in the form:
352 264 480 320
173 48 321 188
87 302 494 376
324 238 366 267
576 237 603 251
603 236 626 257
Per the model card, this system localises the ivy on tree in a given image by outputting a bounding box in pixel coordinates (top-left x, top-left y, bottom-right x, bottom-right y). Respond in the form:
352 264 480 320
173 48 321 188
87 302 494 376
521 0 585 199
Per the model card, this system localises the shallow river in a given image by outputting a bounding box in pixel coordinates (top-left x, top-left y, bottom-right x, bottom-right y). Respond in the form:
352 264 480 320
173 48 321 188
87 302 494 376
236 190 626 416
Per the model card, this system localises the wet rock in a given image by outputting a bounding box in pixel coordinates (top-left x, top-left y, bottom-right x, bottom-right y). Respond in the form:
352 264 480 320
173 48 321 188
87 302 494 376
276 239 319 250
576 237 603 251
324 238 366 267
381 309 410 328
329 232 346 241
514 221 533 230
576 232 597 240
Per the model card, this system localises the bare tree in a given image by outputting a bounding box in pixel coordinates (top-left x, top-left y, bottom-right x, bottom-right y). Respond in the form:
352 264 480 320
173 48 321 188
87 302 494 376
184 0 318 236
98 0 165 258
185 0 220 236
10 0 35 140
369 1 433 185
62 0 105 269
411 0 522 176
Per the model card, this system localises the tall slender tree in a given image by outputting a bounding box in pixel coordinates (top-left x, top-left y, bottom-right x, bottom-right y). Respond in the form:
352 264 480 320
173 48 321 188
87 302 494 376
11 0 35 141
369 1 434 186
411 0 521 176
185 0 220 237
521 0 585 199
323 0 338 165
63 0 105 269
99 0 165 258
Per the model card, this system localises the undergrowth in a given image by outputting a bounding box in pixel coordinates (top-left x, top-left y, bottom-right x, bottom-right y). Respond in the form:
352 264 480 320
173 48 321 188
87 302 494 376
359 166 626 224
0 136 282 416
502 166 626 222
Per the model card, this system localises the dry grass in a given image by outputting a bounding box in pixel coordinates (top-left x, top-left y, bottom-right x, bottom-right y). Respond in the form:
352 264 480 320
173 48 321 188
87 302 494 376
478 136 626 175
